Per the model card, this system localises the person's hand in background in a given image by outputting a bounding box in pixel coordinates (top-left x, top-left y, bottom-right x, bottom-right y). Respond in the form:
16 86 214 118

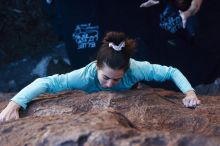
140 0 160 8
179 10 188 28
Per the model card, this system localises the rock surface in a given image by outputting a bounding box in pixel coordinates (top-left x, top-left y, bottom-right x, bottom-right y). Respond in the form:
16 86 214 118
0 87 220 146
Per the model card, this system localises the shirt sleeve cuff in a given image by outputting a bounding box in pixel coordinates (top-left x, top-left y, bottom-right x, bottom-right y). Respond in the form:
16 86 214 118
11 98 27 109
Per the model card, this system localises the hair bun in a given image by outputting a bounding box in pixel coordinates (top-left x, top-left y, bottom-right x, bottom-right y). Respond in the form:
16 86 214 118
103 32 126 45
102 31 136 56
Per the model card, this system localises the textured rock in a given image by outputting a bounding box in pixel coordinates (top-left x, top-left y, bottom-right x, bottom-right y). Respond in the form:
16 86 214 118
0 87 220 146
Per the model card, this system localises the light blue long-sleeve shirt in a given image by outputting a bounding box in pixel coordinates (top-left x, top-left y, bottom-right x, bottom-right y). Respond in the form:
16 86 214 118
11 59 193 109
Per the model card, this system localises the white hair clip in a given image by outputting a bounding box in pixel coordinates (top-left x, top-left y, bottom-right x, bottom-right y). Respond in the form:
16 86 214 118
109 41 125 51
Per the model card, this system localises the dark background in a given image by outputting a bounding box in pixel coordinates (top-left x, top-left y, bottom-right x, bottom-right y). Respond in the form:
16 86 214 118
0 0 220 92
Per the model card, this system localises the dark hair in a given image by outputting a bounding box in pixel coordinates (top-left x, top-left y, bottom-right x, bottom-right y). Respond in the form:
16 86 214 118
169 0 192 11
96 32 136 71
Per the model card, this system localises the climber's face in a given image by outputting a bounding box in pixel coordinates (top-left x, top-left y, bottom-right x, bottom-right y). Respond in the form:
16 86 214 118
97 63 124 88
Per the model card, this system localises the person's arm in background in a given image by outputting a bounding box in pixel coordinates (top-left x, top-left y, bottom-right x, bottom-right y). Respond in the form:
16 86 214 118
0 67 87 123
133 60 201 108
179 0 203 28
140 0 160 8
